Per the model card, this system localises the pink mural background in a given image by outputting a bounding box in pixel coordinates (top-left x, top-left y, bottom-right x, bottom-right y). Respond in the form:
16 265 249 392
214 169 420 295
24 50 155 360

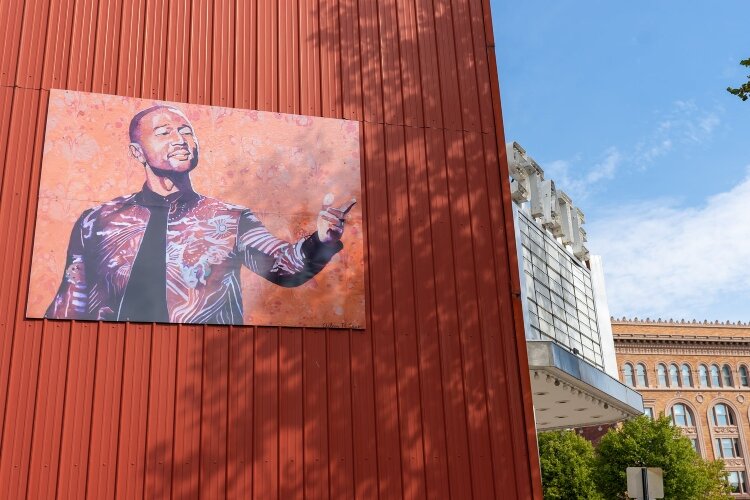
27 90 364 328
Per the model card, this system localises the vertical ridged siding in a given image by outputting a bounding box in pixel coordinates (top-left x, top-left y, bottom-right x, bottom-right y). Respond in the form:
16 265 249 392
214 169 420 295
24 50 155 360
0 0 542 498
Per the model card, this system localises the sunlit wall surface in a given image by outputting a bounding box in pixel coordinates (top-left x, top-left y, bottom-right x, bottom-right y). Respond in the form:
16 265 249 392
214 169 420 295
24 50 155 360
516 208 604 369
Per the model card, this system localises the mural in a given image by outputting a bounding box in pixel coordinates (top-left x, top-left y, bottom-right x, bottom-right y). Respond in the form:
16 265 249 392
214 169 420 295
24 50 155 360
27 90 364 328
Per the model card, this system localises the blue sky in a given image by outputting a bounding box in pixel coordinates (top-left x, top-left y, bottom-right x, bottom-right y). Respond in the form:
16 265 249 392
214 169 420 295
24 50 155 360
491 1 750 321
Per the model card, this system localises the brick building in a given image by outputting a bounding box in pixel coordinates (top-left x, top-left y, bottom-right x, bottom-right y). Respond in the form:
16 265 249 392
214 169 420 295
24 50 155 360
613 318 750 497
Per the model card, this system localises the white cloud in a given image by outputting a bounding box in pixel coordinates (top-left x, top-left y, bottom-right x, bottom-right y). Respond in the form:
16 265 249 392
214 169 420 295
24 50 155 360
634 100 722 168
588 168 750 321
543 148 621 201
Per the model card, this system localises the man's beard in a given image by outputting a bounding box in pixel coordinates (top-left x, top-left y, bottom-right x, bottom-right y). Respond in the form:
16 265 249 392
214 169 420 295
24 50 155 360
149 151 199 180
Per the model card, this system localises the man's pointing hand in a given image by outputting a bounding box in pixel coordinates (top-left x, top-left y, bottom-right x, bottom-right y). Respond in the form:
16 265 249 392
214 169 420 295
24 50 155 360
317 195 356 244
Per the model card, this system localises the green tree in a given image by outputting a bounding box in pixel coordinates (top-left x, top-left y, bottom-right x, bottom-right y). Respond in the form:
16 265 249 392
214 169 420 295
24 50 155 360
727 58 750 101
538 430 602 500
593 416 731 499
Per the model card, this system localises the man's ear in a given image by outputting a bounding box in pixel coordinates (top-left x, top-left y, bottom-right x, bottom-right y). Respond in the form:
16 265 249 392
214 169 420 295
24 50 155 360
129 143 145 164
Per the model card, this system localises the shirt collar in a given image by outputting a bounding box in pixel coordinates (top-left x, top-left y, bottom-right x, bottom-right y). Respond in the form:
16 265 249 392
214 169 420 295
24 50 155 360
136 183 200 207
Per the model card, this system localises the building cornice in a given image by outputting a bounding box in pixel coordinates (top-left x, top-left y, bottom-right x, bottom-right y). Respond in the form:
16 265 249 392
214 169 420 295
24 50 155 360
614 334 750 356
611 316 750 328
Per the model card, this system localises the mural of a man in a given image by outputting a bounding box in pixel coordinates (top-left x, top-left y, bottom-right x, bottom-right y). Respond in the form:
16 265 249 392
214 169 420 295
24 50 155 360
46 105 354 325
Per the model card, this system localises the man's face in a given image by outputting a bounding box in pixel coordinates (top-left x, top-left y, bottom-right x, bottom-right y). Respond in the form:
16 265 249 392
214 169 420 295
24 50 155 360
131 108 199 174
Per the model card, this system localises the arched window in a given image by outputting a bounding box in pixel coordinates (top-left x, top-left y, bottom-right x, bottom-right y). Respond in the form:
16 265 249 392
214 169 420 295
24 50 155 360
657 364 668 387
740 366 749 387
710 365 721 387
636 363 648 387
680 364 693 387
669 364 680 387
670 403 693 427
623 363 634 386
698 365 709 388
712 403 736 426
722 365 734 387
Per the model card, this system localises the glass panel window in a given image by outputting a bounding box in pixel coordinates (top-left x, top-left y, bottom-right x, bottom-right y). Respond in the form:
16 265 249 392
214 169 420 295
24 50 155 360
690 438 699 452
623 364 634 386
711 365 721 387
728 471 748 494
715 438 741 458
671 404 692 427
740 366 749 387
657 364 668 387
680 364 692 387
669 364 680 387
636 364 648 387
698 365 708 388
723 365 734 387
644 407 654 419
713 404 735 426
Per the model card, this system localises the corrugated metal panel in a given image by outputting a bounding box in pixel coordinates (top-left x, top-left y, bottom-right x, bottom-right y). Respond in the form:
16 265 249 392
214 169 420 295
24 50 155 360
0 0 542 498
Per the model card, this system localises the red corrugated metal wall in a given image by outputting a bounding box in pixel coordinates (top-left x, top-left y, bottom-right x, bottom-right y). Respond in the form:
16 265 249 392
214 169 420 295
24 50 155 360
0 0 542 498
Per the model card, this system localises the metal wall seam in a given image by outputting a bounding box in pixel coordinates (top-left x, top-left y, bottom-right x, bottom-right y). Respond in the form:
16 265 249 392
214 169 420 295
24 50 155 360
350 123 379 499
445 127 497 499
85 322 127 499
431 0 463 131
362 121 403 499
166 0 192 103
384 122 428 499
377 0 405 126
25 320 69 499
423 126 474 499
257 1 277 112
357 0 384 124
477 131 523 493
252 327 279 497
200 325 229 497
0 0 25 87
226 326 254 497
67 0 100 91
327 328 356 498
449 0 481 132
299 0 320 117
14 0 48 90
277 327 303 500
466 0 494 134
212 0 235 108
91 0 124 95
0 91 43 500
396 0 424 128
278 0 298 115
302 328 329 499
339 0 363 121
171 325 203 498
189 0 213 105
143 324 178 498
413 0 443 130
41 0 77 91
117 0 147 98
113 323 151 498
403 125 452 498
141 0 169 99
234 0 257 111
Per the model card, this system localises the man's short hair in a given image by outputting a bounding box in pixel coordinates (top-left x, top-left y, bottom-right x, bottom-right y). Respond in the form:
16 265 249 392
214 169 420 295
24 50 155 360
128 105 189 143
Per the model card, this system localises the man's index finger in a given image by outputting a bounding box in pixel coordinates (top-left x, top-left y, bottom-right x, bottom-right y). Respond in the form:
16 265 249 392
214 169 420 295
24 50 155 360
337 199 357 215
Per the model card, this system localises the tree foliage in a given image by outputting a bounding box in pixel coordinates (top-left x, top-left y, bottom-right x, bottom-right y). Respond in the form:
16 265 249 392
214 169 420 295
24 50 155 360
538 430 602 500
727 58 750 101
593 416 731 499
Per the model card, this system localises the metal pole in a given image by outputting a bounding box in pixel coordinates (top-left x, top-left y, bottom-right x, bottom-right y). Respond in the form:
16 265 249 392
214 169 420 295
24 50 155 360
641 467 649 500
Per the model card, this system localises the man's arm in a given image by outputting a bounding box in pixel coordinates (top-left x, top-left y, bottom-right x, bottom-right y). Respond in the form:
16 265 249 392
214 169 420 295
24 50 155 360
45 212 93 319
237 210 343 288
